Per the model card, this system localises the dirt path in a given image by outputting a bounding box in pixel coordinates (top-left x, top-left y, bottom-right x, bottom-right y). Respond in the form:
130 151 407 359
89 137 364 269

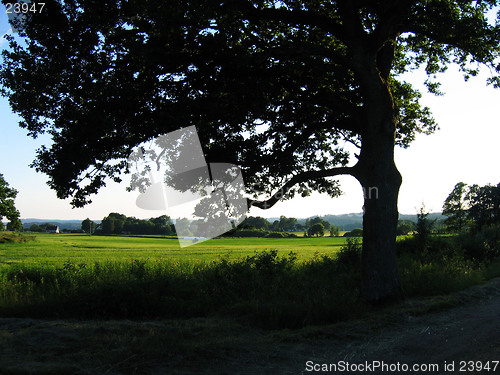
1 279 500 374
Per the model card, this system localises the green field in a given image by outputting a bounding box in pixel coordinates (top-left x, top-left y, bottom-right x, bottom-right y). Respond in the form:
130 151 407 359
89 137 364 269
0 231 497 329
0 233 349 269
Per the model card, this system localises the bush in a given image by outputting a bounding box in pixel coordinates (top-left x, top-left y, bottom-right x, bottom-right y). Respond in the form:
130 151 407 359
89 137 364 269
396 235 456 259
458 224 500 262
344 228 363 237
231 230 267 238
0 232 35 243
336 238 361 268
399 254 484 296
397 223 500 263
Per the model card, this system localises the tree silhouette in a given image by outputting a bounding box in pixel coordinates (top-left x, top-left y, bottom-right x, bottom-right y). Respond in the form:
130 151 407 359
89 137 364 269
0 174 21 231
81 218 96 234
442 182 469 232
1 0 499 301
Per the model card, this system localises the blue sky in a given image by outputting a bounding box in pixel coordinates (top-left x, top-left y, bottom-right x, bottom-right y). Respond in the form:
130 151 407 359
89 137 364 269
1 8 500 221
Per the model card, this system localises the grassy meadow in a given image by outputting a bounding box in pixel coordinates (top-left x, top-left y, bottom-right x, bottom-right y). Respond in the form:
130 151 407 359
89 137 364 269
0 231 498 329
0 232 360 327
0 232 347 269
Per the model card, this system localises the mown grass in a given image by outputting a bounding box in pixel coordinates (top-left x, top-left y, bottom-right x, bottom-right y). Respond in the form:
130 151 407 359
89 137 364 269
0 233 499 329
0 233 346 270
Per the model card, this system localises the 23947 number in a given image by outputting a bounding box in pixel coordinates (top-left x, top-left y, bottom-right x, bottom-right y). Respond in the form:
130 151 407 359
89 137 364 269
459 361 499 372
5 2 45 14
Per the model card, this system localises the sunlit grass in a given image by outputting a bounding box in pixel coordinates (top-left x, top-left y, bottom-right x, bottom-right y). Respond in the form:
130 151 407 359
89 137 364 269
0 233 347 269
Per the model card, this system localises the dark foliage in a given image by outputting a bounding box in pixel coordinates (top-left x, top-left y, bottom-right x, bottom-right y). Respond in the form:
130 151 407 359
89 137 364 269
344 228 363 237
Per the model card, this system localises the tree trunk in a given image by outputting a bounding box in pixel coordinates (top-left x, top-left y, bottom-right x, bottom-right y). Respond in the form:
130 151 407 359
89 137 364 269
353 55 404 302
356 116 403 303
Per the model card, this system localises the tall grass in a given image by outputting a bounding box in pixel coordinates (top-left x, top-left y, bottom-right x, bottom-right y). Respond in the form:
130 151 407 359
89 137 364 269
0 250 364 328
0 231 35 243
1 234 499 329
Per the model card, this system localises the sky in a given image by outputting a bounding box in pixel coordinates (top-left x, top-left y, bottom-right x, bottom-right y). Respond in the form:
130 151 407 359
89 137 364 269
1 9 500 222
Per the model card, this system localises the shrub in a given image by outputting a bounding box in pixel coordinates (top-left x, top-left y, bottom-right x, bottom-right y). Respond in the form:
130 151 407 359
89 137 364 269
396 235 456 259
458 224 500 262
344 228 363 237
0 232 35 243
336 238 361 268
399 254 484 296
231 230 267 238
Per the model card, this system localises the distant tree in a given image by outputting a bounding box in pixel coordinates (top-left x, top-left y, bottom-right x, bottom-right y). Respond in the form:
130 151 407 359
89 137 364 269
433 219 447 234
270 220 280 232
175 218 192 237
0 174 21 231
102 213 126 234
100 213 174 235
415 205 435 245
240 216 269 231
396 220 414 236
113 218 125 234
6 218 22 231
81 218 96 234
279 216 298 232
29 224 42 232
308 223 325 237
149 215 173 235
40 223 52 231
136 219 154 234
101 217 115 234
442 182 469 232
329 225 340 237
466 183 500 230
306 217 331 232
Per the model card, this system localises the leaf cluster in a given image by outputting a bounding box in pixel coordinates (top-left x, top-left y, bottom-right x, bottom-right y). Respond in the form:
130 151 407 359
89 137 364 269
1 1 499 206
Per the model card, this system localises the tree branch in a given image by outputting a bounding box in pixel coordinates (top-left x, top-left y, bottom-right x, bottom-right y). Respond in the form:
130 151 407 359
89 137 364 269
233 1 348 44
247 165 357 210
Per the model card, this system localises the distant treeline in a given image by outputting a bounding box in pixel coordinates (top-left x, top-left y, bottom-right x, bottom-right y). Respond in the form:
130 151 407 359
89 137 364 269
443 182 500 233
97 213 175 235
20 212 448 237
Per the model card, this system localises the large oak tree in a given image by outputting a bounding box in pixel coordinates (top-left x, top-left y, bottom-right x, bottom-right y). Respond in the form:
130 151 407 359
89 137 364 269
1 0 499 301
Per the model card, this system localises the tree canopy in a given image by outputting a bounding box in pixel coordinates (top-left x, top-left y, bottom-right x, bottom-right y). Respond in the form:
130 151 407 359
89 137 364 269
1 0 499 301
444 182 500 232
2 0 499 207
442 182 469 232
81 218 96 234
0 174 21 231
308 222 325 237
99 212 174 235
